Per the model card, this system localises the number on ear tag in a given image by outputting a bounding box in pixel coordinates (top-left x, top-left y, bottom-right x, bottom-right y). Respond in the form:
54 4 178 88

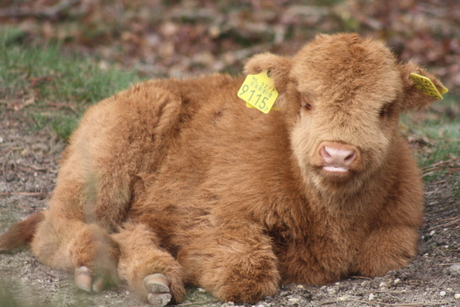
410 73 448 100
237 71 279 114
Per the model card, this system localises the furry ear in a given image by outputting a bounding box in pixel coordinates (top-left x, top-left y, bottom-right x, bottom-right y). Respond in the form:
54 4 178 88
398 62 447 112
244 53 292 93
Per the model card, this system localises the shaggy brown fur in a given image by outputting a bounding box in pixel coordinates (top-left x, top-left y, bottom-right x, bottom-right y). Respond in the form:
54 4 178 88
0 33 446 305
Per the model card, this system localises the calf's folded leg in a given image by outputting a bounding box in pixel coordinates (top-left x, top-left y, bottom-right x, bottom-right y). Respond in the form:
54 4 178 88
177 220 280 303
31 211 120 292
113 223 185 306
353 225 419 276
23 84 184 296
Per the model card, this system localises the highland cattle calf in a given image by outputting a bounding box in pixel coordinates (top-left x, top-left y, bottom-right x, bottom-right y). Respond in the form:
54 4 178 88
0 33 447 306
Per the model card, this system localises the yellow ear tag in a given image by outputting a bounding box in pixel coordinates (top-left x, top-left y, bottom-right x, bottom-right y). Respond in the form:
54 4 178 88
237 71 279 114
410 73 448 100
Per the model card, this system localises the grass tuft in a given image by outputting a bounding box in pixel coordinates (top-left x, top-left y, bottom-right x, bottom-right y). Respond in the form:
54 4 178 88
402 94 460 189
0 27 144 140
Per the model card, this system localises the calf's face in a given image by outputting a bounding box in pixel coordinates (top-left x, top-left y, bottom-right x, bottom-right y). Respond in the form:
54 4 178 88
244 34 445 194
290 35 403 192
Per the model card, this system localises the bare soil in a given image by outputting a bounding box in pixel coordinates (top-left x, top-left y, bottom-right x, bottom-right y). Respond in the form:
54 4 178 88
0 108 459 307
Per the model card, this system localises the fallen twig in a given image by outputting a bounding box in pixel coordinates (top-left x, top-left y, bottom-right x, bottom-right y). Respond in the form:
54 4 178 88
350 275 372 280
422 157 459 169
323 298 455 306
428 217 460 230
0 192 49 197
422 157 460 177
177 299 220 306
20 162 49 172
0 0 80 19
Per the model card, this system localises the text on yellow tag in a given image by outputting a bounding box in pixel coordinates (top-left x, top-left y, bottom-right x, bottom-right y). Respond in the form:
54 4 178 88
410 73 448 100
237 71 279 114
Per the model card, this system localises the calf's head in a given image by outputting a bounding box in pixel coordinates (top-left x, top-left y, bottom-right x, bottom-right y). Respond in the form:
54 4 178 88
245 33 446 194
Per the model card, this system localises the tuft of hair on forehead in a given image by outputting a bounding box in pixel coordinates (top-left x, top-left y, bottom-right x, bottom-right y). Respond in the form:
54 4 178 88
304 33 390 55
294 33 396 73
291 33 402 104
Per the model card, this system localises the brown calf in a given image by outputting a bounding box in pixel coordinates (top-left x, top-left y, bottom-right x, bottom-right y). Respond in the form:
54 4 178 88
0 33 446 306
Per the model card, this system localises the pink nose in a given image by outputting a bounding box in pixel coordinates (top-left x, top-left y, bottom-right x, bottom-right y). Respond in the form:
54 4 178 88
320 142 357 172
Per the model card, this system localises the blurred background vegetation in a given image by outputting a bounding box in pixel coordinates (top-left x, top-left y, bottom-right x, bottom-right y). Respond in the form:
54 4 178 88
0 0 459 183
1 0 460 84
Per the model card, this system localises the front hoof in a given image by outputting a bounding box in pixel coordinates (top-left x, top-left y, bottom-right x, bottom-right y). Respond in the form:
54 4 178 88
144 273 172 306
75 266 93 292
74 266 117 293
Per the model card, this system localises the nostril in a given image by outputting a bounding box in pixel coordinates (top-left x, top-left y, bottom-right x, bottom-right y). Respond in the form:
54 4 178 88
321 146 332 159
344 151 356 162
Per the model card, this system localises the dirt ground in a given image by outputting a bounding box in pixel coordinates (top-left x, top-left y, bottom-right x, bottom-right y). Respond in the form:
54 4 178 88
0 108 459 307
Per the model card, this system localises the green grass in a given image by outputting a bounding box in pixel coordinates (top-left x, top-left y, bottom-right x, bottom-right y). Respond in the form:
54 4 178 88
402 94 460 187
0 27 144 140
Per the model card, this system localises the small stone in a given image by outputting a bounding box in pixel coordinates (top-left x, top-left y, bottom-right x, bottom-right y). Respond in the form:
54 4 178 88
287 296 306 306
393 278 401 285
439 291 446 297
327 287 337 294
279 291 289 297
379 282 388 288
197 287 206 293
369 293 376 300
31 143 49 152
454 293 460 300
338 295 349 301
448 264 460 275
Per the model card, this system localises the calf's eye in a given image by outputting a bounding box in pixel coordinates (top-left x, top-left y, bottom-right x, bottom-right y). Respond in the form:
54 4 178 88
301 95 313 111
379 104 392 118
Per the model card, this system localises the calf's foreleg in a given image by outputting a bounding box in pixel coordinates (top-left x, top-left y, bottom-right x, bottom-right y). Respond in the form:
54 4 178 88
353 225 419 276
113 222 186 306
31 212 120 292
177 220 280 303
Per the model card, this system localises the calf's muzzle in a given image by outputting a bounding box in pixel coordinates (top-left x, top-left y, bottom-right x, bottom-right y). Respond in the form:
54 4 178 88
319 141 358 173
